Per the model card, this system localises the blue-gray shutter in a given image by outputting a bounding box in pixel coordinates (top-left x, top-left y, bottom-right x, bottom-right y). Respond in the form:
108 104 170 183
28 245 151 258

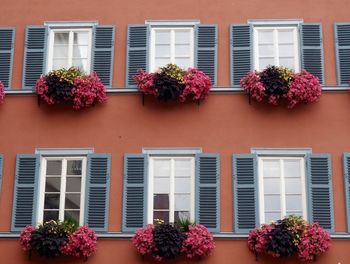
0 154 3 194
195 154 220 232
23 26 47 89
92 26 115 87
300 23 324 84
233 154 258 233
343 153 350 232
334 23 350 85
126 25 149 87
85 154 111 232
306 154 334 231
11 154 40 231
195 25 217 86
0 28 15 89
230 24 252 86
122 154 148 232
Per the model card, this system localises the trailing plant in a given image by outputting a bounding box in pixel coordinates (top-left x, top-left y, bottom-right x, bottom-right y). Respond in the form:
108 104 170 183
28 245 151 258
247 215 331 262
35 67 107 110
134 64 212 103
0 81 5 104
175 218 195 232
240 66 321 108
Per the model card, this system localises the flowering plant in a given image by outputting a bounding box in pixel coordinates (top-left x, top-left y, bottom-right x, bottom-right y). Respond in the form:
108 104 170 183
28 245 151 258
0 81 4 104
240 66 321 108
132 221 215 261
19 220 97 260
134 64 212 103
247 215 331 261
35 67 107 110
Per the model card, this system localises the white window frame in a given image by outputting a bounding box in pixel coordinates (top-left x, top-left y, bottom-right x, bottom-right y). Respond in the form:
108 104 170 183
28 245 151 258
149 27 194 72
253 26 300 72
37 156 87 226
46 28 93 73
147 156 195 224
258 156 308 224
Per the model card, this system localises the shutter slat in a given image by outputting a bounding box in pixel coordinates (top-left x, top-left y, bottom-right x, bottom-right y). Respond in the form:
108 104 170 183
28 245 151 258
233 154 258 233
11 154 39 231
23 26 47 89
335 24 350 85
196 154 220 232
301 24 324 84
85 154 110 232
123 154 147 232
343 153 350 232
307 154 334 231
0 28 15 88
195 25 217 85
92 26 115 87
126 25 149 86
231 24 252 86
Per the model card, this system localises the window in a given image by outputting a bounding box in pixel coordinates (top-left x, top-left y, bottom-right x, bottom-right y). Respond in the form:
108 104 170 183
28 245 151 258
38 157 87 225
253 26 300 71
150 27 194 71
47 28 92 73
148 156 195 223
258 157 307 224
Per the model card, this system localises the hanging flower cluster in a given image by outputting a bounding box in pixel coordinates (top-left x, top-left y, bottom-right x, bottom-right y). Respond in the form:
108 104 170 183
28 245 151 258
247 215 331 261
132 221 215 261
19 220 97 260
0 81 5 104
35 67 107 110
134 64 212 103
240 66 322 108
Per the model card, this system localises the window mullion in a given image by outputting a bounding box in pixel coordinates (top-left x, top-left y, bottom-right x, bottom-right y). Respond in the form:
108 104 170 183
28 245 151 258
169 158 175 223
59 159 67 222
280 159 286 219
171 30 175 64
274 29 279 66
68 31 73 68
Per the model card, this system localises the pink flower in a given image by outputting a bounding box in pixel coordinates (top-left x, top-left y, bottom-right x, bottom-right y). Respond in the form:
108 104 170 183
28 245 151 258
181 68 212 103
240 71 266 103
0 81 5 104
247 224 272 254
134 70 156 95
132 225 156 256
19 225 34 251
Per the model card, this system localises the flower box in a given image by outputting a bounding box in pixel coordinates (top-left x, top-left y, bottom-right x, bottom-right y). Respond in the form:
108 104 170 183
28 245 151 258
134 64 212 104
35 67 107 110
240 66 322 108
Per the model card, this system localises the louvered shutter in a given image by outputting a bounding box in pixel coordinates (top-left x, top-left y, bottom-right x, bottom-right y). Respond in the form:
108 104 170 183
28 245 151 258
300 24 324 84
0 154 3 193
11 154 40 231
195 25 217 86
233 154 258 233
123 154 148 232
85 154 111 232
334 24 350 85
92 26 115 87
23 26 47 89
230 24 252 86
306 154 334 231
0 28 15 89
343 153 350 232
195 154 220 232
126 25 149 87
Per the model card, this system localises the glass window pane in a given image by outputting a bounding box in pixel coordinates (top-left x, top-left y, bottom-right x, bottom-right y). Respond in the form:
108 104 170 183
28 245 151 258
52 59 69 70
154 177 170 193
72 59 88 72
174 194 190 211
286 211 303 217
264 195 281 211
259 44 274 57
285 178 302 194
44 194 60 209
279 58 295 70
175 211 190 222
175 178 191 193
155 44 171 57
153 159 171 177
67 160 82 175
64 210 80 223
66 177 82 192
284 159 301 178
175 30 191 44
174 159 192 177
263 178 280 194
44 210 59 222
278 30 294 44
154 58 171 70
53 45 69 58
73 46 88 58
175 45 190 57
155 30 171 44
285 195 302 211
54 32 69 45
46 160 62 175
279 44 294 57
74 32 89 45
154 194 169 209
262 160 280 178
153 211 169 223
258 30 274 44
174 58 191 69
65 194 80 209
265 212 281 223
259 58 274 70
45 177 61 192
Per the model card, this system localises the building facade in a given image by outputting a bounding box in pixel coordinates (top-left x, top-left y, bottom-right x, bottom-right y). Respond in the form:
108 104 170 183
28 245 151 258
0 0 350 263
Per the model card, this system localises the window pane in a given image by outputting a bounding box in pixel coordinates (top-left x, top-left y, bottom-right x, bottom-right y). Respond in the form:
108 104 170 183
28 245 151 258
45 177 61 192
285 178 302 194
46 160 62 175
65 194 80 209
175 178 191 193
52 59 69 70
154 177 170 193
259 58 274 70
73 46 89 58
174 159 191 177
155 30 171 44
72 59 88 72
154 58 171 70
44 210 59 222
259 44 274 57
174 194 190 211
154 194 169 209
264 195 281 211
279 44 294 57
175 45 191 57
53 46 69 58
54 32 69 45
278 30 294 44
174 58 191 69
155 44 171 57
66 177 81 192
263 160 280 178
44 194 60 209
153 211 169 223
265 212 281 223
175 211 190 222
64 210 80 223
285 195 302 211
258 30 274 44
175 30 191 44
263 178 280 194
73 32 89 45
154 159 171 177
279 58 295 70
67 160 82 175
284 159 301 178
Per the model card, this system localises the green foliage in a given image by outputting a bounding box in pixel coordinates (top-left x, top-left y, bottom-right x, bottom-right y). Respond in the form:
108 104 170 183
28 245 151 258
175 218 195 232
62 218 79 235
